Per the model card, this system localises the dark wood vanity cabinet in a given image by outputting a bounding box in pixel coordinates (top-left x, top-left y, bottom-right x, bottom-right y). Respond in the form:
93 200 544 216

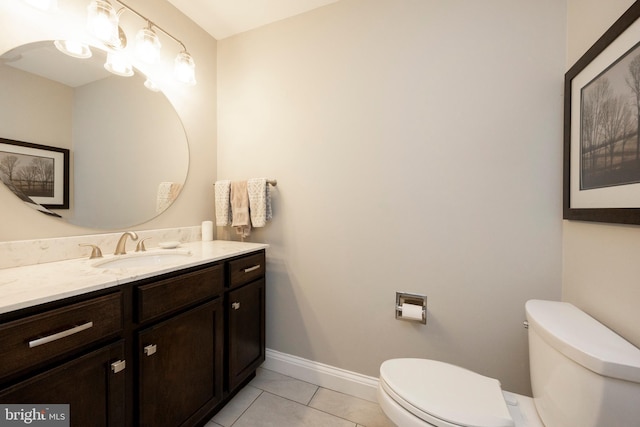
226 252 266 392
0 249 266 427
135 265 225 427
227 278 265 391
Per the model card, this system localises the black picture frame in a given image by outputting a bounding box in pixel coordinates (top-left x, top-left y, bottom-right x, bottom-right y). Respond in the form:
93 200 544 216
0 137 69 209
564 1 640 224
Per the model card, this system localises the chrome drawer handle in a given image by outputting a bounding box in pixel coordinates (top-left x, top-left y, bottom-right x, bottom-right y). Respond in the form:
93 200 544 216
244 265 261 273
28 321 94 348
144 344 157 356
111 360 126 374
232 302 241 310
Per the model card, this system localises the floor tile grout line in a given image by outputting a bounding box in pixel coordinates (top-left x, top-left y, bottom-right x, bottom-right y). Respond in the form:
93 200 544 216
212 369 389 427
227 389 264 427
306 384 320 406
305 387 364 426
246 388 365 427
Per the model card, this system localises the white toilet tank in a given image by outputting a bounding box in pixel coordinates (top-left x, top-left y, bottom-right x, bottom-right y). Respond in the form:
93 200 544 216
526 300 640 427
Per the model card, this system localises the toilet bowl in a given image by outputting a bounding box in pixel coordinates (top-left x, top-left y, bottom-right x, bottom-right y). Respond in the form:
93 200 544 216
378 300 640 427
377 358 542 427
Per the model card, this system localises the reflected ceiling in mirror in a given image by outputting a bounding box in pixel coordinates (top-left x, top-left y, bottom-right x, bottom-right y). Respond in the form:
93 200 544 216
0 41 189 230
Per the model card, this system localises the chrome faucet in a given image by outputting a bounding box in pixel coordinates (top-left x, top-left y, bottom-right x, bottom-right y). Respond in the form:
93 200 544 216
114 231 138 255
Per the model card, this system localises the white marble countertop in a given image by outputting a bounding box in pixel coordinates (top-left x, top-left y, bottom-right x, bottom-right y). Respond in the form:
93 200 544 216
0 240 268 315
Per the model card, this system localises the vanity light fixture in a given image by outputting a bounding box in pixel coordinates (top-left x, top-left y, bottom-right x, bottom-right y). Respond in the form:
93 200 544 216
54 40 92 59
86 0 196 85
174 51 196 85
87 0 119 46
136 23 161 64
144 77 161 92
104 51 134 76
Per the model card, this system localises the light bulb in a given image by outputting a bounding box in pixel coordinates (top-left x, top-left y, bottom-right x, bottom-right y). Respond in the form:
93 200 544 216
87 0 118 44
174 51 196 85
136 27 161 64
144 77 161 92
54 40 92 59
104 51 133 77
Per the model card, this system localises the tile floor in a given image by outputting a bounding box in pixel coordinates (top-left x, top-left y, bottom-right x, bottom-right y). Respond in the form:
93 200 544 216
205 368 395 427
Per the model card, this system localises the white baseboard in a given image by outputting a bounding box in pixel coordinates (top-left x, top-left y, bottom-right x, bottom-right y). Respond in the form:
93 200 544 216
262 348 380 402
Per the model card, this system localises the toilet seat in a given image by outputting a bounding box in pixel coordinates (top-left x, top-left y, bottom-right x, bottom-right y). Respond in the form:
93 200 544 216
379 359 514 427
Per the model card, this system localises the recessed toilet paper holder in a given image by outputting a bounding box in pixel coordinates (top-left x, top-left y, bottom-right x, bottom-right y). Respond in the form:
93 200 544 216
396 292 427 324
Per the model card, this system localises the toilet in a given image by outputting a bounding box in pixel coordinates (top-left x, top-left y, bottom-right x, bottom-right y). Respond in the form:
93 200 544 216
378 300 640 427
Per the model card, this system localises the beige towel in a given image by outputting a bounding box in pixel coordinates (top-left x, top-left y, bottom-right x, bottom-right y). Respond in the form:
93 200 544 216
214 180 231 226
247 178 273 227
156 182 182 213
230 181 251 238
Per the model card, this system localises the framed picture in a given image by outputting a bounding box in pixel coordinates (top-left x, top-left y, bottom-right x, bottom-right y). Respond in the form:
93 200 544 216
0 138 69 209
564 2 640 224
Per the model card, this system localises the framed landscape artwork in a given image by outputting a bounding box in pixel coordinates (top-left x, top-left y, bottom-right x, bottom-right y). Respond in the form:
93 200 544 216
0 138 69 209
564 2 640 224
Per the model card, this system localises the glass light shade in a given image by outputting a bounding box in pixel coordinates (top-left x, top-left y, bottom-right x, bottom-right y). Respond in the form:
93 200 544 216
144 77 160 92
104 51 133 77
54 40 92 59
23 0 57 10
136 27 161 64
87 0 118 44
174 51 196 85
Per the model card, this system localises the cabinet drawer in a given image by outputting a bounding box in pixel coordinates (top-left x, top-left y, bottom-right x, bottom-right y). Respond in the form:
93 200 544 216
0 292 122 381
137 264 224 323
228 251 265 289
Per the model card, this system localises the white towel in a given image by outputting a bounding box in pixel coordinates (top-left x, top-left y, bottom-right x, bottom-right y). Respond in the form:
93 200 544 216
230 181 251 238
214 180 231 226
156 182 182 213
247 178 272 227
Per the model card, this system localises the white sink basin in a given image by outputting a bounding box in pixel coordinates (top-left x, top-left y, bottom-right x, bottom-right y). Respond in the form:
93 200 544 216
93 250 192 269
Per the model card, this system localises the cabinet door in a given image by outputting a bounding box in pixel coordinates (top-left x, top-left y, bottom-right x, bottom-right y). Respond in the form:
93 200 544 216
0 340 126 427
138 299 223 427
228 278 265 391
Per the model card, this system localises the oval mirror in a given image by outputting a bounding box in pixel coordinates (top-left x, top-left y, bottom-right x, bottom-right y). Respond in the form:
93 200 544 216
0 41 189 229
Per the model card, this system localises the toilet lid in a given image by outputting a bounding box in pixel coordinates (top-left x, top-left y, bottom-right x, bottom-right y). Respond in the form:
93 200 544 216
380 359 514 427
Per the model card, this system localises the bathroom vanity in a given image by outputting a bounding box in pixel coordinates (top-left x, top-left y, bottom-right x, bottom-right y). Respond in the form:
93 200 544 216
0 240 266 427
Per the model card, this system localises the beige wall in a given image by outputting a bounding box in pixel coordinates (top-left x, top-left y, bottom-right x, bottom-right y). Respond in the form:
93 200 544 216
9 0 634 399
72 75 188 228
0 0 217 240
218 0 565 395
564 0 640 348
0 64 73 150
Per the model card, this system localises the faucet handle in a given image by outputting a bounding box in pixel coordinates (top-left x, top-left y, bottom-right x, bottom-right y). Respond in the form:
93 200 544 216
136 238 151 252
79 244 103 259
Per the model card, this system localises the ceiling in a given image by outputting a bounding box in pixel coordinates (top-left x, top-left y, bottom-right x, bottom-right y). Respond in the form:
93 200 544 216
1 41 111 87
165 0 341 40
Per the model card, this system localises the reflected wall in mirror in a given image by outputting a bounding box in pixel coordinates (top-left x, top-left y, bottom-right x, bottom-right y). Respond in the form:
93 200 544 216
0 40 189 229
